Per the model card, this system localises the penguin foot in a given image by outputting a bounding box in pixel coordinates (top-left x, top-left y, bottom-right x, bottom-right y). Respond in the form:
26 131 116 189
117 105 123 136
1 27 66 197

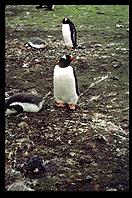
55 102 65 107
65 46 74 50
68 104 76 110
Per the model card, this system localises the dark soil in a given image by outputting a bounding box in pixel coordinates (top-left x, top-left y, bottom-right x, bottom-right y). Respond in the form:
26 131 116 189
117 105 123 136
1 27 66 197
5 5 129 191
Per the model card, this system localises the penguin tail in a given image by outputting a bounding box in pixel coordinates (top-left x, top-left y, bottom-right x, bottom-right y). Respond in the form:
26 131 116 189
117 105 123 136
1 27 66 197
77 45 85 49
74 45 85 49
42 91 52 101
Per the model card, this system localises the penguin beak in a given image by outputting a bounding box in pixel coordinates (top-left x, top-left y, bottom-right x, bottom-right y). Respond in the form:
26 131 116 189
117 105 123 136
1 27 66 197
70 56 76 61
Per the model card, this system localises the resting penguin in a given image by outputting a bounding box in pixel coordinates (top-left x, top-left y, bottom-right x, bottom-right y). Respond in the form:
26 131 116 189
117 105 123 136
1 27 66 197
62 18 84 50
36 5 54 10
27 37 47 49
45 5 54 11
53 55 79 110
5 93 44 115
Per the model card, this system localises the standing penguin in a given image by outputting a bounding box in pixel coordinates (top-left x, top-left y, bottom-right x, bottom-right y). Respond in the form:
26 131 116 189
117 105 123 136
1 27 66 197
62 18 84 49
62 18 77 49
5 93 44 115
53 55 79 110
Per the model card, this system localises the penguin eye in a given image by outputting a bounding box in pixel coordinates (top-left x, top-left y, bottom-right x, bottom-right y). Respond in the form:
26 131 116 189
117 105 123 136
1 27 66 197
9 106 15 111
9 105 13 109
67 55 72 60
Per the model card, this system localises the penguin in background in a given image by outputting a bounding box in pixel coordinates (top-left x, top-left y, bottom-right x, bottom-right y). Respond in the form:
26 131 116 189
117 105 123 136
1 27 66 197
53 55 79 110
5 93 44 115
46 5 54 10
62 18 84 50
36 5 54 11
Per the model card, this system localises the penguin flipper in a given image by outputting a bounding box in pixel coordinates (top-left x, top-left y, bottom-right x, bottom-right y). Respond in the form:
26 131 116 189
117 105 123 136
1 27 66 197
73 68 80 96
70 23 77 48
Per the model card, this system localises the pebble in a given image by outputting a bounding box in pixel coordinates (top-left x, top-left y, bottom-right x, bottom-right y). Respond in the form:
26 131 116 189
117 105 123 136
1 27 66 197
7 181 35 191
121 123 129 130
18 121 28 128
116 24 124 28
106 188 117 191
93 134 108 144
69 152 76 157
112 76 119 80
22 63 29 68
23 155 46 178
112 64 118 68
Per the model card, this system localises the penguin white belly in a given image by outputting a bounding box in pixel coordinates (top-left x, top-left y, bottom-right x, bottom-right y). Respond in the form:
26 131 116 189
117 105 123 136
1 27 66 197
28 41 44 49
7 101 43 114
62 24 73 48
54 66 78 104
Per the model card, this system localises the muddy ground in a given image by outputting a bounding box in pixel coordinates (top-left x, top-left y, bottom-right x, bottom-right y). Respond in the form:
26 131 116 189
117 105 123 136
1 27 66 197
5 5 129 191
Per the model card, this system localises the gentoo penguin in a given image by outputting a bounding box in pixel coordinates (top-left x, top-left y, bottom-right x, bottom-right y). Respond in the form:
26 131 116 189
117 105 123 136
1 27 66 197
62 18 84 49
36 5 54 10
5 93 44 115
53 55 79 110
45 5 54 11
27 37 47 49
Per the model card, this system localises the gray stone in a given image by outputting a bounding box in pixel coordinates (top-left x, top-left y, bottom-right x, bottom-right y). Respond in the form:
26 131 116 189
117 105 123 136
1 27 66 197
7 181 35 191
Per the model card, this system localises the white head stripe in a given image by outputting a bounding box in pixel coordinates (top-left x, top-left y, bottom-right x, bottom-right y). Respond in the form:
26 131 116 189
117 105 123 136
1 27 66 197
62 55 66 59
65 18 67 21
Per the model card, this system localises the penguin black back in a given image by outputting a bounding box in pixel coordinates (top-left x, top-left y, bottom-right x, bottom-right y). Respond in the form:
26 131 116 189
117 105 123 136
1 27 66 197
5 93 42 107
5 93 43 115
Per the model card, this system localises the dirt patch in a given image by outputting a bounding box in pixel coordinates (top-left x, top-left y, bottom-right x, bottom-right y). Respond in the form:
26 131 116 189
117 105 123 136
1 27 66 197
5 5 129 191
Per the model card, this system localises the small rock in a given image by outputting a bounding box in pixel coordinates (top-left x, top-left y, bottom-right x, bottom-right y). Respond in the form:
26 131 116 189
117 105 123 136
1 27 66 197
35 59 41 63
76 175 93 183
68 140 72 144
106 188 117 191
23 155 46 179
22 63 29 68
116 24 124 28
106 43 115 47
85 175 93 182
69 152 76 157
93 134 108 144
112 64 118 68
94 43 102 47
29 89 38 95
18 121 28 128
121 123 129 130
7 181 35 191
112 76 119 80
78 158 92 166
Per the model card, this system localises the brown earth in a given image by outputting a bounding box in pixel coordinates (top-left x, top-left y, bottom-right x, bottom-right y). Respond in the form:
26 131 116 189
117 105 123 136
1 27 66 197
5 6 129 191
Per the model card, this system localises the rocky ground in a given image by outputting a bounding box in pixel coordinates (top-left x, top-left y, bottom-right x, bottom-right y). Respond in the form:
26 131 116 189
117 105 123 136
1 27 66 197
5 5 129 191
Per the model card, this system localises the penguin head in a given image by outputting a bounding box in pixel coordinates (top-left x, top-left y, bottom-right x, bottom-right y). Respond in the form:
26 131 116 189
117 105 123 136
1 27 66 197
59 55 75 68
62 18 71 24
5 104 23 115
